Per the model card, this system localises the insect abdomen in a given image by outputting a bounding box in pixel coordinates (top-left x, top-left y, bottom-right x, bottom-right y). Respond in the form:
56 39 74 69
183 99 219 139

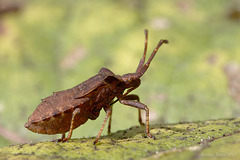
25 87 89 134
25 107 89 134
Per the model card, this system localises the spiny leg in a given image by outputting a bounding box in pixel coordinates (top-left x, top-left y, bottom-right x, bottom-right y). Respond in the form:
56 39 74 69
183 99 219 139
136 29 148 73
60 108 81 142
94 107 112 145
119 99 154 139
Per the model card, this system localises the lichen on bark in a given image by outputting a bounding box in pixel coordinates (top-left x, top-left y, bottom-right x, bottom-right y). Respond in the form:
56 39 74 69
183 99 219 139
0 118 240 160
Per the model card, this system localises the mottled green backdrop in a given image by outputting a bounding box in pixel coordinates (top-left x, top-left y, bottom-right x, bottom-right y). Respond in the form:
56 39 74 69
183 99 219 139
0 0 240 147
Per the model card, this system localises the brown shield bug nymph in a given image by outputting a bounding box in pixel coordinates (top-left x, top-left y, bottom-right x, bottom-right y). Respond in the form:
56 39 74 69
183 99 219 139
24 29 168 144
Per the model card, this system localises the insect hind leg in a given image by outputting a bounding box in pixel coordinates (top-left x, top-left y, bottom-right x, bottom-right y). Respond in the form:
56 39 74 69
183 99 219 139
55 108 81 142
53 133 65 142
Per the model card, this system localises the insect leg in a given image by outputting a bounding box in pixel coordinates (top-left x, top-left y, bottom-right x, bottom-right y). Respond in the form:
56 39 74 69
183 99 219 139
119 99 154 139
94 107 112 145
107 105 113 135
122 94 144 126
107 94 144 135
53 133 66 142
61 108 81 142
107 99 119 135
61 133 65 140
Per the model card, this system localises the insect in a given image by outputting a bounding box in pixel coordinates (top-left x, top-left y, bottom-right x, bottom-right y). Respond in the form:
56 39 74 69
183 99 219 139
24 29 168 144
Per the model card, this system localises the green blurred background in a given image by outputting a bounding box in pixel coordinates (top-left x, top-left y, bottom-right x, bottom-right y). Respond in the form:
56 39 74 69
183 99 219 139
1 0 240 147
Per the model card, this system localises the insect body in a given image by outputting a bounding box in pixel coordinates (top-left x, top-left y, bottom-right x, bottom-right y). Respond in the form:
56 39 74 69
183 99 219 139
24 30 168 144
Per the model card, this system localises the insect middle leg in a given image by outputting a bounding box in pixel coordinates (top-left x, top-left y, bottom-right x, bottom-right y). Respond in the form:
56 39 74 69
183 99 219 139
106 100 116 135
107 99 118 135
107 105 113 135
119 98 155 139
94 107 112 145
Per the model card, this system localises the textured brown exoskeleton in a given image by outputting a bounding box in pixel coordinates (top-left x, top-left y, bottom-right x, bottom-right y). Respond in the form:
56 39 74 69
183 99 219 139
24 30 168 144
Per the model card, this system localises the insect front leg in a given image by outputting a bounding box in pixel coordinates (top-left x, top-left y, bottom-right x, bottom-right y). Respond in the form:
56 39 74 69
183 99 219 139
107 95 144 135
121 94 144 126
119 98 155 139
94 107 112 145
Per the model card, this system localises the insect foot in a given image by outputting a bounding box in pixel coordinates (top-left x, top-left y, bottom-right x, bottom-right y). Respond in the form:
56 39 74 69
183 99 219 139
93 140 98 145
147 133 156 140
24 29 168 145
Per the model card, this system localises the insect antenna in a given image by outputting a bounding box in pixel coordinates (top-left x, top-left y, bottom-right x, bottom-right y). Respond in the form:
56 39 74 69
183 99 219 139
136 29 148 73
136 35 168 78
